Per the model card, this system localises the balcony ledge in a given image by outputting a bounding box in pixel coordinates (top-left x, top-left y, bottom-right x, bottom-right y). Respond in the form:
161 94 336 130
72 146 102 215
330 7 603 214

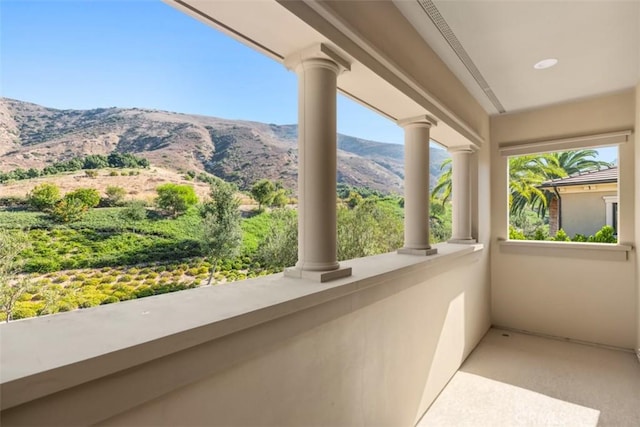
498 239 633 261
0 242 483 411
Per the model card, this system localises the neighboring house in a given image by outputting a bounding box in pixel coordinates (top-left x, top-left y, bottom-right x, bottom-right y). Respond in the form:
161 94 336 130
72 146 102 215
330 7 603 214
539 166 618 237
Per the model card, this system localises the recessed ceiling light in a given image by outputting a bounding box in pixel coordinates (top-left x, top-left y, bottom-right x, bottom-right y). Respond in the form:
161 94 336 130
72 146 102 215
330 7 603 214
533 58 558 70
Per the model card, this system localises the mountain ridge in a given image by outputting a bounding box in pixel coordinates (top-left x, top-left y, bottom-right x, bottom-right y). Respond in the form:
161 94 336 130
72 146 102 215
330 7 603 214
0 97 449 194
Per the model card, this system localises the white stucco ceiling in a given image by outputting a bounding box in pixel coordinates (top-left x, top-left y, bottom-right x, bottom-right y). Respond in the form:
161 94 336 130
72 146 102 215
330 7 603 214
394 0 640 115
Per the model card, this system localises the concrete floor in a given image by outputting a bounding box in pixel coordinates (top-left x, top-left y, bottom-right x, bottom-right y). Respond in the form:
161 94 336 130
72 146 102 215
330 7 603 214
419 328 640 427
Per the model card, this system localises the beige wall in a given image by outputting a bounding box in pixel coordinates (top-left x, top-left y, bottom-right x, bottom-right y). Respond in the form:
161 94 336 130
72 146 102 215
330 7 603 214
491 90 635 147
635 84 640 356
492 249 635 348
560 191 616 238
490 92 637 349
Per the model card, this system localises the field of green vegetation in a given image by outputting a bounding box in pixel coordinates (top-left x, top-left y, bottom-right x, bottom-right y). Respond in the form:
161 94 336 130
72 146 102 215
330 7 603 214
0 206 281 321
1 175 451 322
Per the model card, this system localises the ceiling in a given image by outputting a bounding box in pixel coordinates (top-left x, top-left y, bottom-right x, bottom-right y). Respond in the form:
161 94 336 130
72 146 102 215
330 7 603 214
394 0 640 115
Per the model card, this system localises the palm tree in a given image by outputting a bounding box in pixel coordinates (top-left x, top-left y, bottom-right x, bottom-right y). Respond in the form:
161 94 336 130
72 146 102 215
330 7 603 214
430 149 612 218
550 150 611 176
508 154 565 217
431 158 452 205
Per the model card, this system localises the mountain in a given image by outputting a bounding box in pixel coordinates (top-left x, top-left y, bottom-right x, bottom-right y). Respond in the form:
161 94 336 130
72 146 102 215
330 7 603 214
0 98 449 194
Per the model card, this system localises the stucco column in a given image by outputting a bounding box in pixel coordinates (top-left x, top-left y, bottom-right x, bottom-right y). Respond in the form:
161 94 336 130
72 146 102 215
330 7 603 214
449 146 476 243
398 116 437 256
283 44 352 282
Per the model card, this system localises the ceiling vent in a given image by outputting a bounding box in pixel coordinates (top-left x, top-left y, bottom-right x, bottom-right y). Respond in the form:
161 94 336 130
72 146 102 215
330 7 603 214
416 0 506 113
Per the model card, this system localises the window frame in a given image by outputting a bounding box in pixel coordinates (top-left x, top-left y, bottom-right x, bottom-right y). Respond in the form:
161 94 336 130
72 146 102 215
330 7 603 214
498 130 630 246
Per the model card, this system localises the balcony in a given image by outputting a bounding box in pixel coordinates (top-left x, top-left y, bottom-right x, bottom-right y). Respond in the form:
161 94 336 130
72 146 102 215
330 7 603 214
1 1 639 426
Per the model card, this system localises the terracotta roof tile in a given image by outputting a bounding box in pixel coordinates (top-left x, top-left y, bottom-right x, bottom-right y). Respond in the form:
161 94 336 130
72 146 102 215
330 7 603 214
539 166 618 188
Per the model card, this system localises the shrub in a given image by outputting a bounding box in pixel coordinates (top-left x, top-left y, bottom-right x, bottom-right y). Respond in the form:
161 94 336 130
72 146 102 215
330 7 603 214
533 226 549 241
27 183 60 212
572 233 588 242
120 200 147 222
156 184 198 217
100 296 119 305
11 305 38 320
508 225 526 240
83 279 101 287
113 291 135 301
24 258 61 273
109 170 119 177
135 286 154 298
85 170 98 179
57 300 77 312
552 229 571 242
104 186 127 206
51 196 90 223
52 275 69 284
66 188 101 208
588 225 617 243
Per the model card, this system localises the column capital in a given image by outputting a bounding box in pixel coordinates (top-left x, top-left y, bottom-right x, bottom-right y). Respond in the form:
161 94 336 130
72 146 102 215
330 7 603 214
397 114 438 128
284 43 351 74
447 144 476 154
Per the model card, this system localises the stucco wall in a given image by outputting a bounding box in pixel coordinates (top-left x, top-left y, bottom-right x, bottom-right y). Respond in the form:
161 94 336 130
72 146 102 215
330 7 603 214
490 92 637 349
94 254 489 427
635 84 640 356
561 191 616 237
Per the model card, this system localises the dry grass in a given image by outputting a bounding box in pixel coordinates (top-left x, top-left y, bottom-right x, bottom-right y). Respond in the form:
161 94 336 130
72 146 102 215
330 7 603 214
1 167 257 208
3 168 200 202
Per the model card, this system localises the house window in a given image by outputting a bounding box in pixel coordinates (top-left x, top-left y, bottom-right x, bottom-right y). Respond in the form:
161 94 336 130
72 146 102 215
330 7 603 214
499 131 628 244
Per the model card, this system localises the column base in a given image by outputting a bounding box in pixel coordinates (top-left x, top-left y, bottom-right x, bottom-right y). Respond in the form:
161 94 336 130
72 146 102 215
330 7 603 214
284 266 352 283
448 238 477 244
397 247 438 256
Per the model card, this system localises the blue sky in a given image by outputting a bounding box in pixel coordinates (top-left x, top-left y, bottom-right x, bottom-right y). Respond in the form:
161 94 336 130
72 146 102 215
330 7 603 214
0 0 619 163
0 0 404 145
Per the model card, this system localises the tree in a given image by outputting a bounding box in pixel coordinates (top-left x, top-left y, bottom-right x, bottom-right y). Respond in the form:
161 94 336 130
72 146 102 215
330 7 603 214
257 208 298 269
26 168 40 178
120 201 148 232
250 179 276 210
337 198 403 260
83 154 109 169
430 202 452 243
51 196 90 223
27 183 61 212
509 151 610 217
270 188 289 208
156 184 198 217
200 180 242 285
431 149 612 218
0 230 30 322
104 186 127 206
